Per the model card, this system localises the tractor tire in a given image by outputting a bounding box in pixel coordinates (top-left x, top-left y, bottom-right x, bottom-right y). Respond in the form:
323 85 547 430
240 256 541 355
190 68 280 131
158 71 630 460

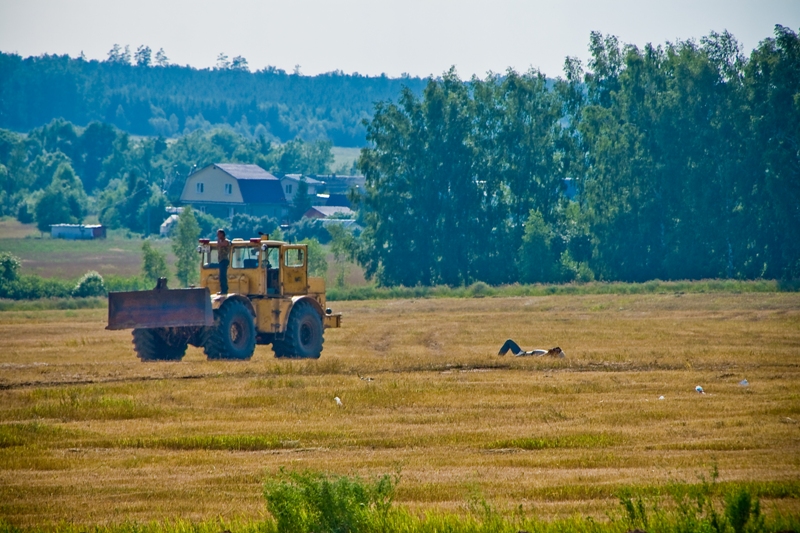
132 328 188 361
203 300 256 360
273 301 323 359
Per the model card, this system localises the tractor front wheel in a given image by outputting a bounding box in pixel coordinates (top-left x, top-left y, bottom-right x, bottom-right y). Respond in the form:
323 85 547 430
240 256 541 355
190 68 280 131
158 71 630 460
132 328 188 361
204 300 256 360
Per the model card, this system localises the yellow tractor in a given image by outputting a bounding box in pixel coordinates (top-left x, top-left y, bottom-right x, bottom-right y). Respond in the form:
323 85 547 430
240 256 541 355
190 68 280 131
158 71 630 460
107 235 341 361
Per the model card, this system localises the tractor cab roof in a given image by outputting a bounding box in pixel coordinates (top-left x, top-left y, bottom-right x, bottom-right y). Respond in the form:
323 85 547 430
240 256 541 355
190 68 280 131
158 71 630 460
200 238 297 247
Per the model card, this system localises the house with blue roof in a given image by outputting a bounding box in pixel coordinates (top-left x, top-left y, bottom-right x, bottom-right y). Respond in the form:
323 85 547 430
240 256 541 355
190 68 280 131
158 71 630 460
180 163 288 220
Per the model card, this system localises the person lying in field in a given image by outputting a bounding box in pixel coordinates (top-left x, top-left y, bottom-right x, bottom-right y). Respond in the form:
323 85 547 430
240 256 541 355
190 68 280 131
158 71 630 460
498 339 565 358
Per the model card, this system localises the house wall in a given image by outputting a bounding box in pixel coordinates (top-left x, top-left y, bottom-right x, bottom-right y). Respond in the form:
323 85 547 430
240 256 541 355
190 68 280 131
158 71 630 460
280 176 320 203
181 167 244 204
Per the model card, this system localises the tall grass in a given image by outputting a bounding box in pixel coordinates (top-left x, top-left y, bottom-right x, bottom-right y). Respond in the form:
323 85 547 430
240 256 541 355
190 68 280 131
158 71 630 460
0 297 105 311
327 278 799 301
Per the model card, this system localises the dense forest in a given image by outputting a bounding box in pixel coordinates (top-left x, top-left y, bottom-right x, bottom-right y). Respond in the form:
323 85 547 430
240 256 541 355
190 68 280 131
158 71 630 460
0 46 427 146
1 26 798 286
357 26 800 284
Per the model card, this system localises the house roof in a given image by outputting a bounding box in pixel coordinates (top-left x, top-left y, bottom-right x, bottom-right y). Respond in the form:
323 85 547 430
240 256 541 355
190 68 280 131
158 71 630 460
212 164 287 204
304 206 355 218
215 163 276 180
283 173 324 185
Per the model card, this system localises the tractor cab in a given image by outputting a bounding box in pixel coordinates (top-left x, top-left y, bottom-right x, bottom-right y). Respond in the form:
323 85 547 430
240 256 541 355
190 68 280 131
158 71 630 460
197 236 311 298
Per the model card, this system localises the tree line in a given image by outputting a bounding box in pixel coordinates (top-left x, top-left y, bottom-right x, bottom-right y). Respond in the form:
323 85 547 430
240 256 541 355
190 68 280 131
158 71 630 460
356 26 800 285
0 48 427 147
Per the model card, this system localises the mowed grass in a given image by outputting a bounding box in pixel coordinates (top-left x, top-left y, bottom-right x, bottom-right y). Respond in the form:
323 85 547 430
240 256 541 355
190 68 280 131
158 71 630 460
0 218 175 279
0 293 798 526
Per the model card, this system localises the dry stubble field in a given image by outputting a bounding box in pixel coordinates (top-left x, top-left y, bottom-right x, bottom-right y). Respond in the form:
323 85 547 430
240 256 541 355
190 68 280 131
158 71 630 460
1 292 799 526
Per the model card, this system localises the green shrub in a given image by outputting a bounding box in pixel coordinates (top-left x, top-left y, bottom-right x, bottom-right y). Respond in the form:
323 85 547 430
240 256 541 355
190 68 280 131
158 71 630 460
0 252 20 282
0 274 72 300
263 470 396 533
71 271 107 297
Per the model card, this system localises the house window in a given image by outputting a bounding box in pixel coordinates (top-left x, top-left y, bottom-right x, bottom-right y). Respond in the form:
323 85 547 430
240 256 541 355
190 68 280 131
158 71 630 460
285 184 292 194
196 182 204 194
228 207 235 219
224 183 232 195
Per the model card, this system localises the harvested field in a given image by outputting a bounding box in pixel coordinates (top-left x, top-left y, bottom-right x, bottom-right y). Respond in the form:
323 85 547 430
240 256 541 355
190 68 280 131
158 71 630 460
0 293 798 526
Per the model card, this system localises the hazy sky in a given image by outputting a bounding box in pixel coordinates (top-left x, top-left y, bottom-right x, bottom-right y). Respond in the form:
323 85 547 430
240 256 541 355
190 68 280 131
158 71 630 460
0 0 797 79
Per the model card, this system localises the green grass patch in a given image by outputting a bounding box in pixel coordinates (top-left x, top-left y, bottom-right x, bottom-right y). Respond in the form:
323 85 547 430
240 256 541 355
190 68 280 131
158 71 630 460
14 388 161 422
487 433 621 450
0 422 68 448
327 278 798 301
116 434 296 451
0 297 106 311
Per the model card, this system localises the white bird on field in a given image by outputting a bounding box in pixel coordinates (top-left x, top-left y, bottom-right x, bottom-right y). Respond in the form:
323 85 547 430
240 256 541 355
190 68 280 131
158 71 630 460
695 385 705 394
334 396 343 407
358 373 374 382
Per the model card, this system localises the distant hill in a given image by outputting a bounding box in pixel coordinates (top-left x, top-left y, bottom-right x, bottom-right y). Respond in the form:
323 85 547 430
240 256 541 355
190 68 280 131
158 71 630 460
0 52 428 147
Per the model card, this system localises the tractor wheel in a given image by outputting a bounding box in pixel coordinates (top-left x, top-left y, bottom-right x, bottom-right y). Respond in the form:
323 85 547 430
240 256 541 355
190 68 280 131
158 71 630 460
132 328 188 361
204 300 256 360
273 301 323 359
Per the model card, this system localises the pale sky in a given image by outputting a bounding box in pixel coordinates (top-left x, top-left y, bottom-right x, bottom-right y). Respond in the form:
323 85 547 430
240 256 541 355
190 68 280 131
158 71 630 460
0 0 797 79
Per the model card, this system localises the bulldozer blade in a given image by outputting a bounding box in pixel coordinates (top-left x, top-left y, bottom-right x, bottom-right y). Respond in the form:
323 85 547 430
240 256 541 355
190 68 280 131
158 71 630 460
107 288 214 330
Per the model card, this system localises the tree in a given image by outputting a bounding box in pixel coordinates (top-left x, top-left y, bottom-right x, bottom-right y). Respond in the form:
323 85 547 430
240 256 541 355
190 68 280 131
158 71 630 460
0 252 20 283
328 224 358 288
216 53 230 70
172 206 201 286
141 241 169 285
518 210 557 283
34 162 87 233
231 56 249 71
135 45 152 67
154 48 169 67
107 44 131 64
300 238 328 279
290 178 312 221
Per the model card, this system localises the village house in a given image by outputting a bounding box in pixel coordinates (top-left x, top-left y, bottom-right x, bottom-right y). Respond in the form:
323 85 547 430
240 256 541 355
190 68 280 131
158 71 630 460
180 164 288 220
279 174 324 204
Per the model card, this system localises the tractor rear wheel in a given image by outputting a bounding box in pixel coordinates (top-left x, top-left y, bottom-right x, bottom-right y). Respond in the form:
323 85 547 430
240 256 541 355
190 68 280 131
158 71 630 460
273 301 323 359
204 300 256 360
132 328 188 361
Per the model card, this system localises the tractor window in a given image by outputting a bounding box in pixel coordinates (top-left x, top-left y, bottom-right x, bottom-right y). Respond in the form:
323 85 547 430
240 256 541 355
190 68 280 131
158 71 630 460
264 247 280 269
232 247 259 269
202 248 219 268
285 248 305 268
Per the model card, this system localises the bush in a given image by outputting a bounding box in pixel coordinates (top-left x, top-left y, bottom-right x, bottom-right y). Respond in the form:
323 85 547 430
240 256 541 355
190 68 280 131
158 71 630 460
264 470 396 533
71 271 107 298
285 218 331 244
0 275 72 300
0 252 20 283
228 213 280 240
104 275 149 292
194 210 227 239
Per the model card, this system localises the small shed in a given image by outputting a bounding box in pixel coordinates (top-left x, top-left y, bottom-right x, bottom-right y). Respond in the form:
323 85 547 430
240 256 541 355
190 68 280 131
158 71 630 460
50 224 106 240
